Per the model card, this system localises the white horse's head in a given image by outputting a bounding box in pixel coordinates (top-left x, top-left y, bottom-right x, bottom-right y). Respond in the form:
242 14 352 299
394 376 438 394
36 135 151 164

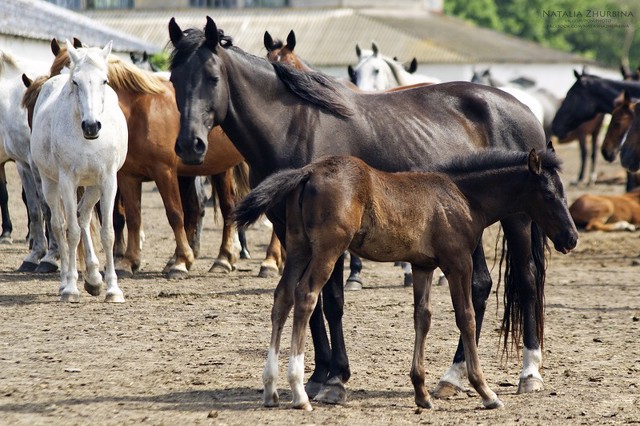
66 40 112 140
351 42 396 91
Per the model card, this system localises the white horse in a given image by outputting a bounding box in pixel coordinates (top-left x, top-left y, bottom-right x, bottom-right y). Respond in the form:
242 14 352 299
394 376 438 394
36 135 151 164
0 50 58 271
349 42 440 91
30 41 128 303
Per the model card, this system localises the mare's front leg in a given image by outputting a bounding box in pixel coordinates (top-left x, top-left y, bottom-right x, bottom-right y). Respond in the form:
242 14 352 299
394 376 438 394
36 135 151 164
115 173 143 278
209 171 239 273
588 132 599 185
15 163 47 271
433 242 492 398
100 175 125 303
573 132 587 186
409 267 435 408
0 165 12 244
178 175 204 258
77 186 103 296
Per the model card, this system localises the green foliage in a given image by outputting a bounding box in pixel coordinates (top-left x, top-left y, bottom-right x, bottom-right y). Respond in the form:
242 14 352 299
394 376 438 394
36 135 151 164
150 51 170 71
445 0 640 67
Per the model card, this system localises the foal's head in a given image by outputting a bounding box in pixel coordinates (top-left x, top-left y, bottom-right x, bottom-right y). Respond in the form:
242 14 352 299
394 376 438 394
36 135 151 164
66 40 112 140
264 30 304 69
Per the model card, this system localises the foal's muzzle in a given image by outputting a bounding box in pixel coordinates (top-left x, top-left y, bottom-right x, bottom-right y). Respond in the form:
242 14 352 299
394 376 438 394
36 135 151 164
82 120 102 140
553 229 578 254
175 137 206 165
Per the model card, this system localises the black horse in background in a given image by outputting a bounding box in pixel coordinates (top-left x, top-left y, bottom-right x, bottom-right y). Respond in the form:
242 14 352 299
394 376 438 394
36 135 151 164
168 17 553 405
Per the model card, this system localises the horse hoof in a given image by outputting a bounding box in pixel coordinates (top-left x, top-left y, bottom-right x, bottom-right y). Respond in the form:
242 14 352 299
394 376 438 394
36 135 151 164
293 401 313 411
258 265 280 278
167 269 189 280
313 378 347 405
305 380 324 398
84 281 102 297
517 376 543 394
431 381 463 399
415 397 433 409
240 249 251 259
105 293 125 303
263 392 279 407
484 397 505 409
403 273 413 287
60 292 80 303
0 234 12 245
209 259 233 274
345 279 362 291
35 261 58 274
437 275 448 286
115 268 134 279
17 261 38 272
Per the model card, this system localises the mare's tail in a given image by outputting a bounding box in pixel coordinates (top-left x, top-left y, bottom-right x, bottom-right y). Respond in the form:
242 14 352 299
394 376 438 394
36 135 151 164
234 167 312 228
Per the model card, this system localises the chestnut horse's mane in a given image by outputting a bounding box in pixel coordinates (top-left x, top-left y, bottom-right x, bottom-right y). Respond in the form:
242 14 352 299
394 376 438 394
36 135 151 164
21 75 49 110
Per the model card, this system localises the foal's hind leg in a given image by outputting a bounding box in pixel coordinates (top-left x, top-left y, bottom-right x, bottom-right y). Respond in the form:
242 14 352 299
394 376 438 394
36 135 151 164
409 267 435 408
78 186 103 296
259 230 285 277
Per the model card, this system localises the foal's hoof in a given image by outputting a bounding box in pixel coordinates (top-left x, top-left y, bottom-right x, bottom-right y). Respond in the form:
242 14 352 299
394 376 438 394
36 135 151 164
209 259 233 274
105 292 125 303
60 292 80 303
84 281 102 297
35 261 58 274
431 381 464 399
17 261 38 272
517 376 543 394
345 274 363 291
313 377 347 405
483 397 505 409
305 380 324 399
258 264 280 278
415 396 433 409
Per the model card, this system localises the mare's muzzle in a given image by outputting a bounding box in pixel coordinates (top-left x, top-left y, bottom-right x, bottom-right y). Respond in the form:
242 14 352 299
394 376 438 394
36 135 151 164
81 120 102 140
553 228 578 254
175 137 206 165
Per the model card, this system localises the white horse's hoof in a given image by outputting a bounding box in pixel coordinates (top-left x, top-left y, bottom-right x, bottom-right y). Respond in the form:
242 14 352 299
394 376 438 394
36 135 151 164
60 292 80 303
517 376 543 394
84 281 102 297
105 292 125 303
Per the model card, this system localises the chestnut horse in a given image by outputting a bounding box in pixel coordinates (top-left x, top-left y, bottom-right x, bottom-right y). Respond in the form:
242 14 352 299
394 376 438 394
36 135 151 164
38 40 249 278
570 191 640 231
235 149 577 411
169 17 549 404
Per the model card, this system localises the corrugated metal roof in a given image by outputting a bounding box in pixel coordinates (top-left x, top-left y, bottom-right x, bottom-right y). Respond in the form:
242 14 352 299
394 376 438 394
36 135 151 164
83 8 588 65
0 0 160 53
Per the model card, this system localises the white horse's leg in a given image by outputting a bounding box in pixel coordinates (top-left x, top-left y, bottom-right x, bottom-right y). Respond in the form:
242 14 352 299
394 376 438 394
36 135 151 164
30 165 59 273
14 163 47 270
78 186 103 296
100 174 124 303
59 177 81 302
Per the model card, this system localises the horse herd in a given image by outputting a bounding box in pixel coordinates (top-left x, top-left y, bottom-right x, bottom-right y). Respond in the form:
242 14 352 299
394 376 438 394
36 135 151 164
0 15 636 412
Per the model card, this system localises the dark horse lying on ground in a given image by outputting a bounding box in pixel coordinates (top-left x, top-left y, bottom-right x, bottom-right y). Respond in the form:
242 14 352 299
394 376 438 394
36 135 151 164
169 16 550 404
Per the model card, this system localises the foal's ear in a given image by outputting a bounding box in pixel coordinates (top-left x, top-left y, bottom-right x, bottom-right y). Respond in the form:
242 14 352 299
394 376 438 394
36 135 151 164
372 41 379 57
168 17 184 46
547 140 555 153
73 37 83 49
624 90 631 105
355 43 361 59
21 73 32 88
50 39 60 56
263 31 273 51
528 149 542 176
102 40 113 59
573 69 581 79
286 30 296 51
204 16 220 52
66 40 80 65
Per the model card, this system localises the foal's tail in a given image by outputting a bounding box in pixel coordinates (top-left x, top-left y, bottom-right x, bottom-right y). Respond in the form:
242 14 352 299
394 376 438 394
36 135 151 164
234 167 312 228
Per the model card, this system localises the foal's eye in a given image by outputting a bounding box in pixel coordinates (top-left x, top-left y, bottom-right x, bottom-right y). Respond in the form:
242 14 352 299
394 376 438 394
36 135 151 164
103 79 108 85
72 80 78 86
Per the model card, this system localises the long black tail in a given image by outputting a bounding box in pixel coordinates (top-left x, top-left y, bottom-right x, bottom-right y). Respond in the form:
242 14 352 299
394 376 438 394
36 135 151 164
234 167 313 228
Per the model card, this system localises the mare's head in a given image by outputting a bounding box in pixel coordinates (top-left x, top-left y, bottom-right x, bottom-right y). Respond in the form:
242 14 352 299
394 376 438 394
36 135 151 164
350 42 396 91
551 70 613 139
264 30 303 69
602 91 636 162
619 102 640 171
169 16 231 165
522 146 578 254
66 40 112 140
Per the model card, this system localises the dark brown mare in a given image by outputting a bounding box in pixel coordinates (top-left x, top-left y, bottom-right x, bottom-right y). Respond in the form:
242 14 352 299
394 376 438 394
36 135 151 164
169 17 549 404
618 93 640 172
235 149 577 410
34 39 249 278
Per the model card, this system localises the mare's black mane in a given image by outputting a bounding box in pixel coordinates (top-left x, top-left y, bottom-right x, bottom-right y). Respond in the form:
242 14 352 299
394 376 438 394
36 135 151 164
435 149 562 175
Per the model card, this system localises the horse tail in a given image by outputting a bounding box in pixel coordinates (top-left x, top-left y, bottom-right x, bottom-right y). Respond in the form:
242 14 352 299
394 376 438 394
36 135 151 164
499 221 548 358
234 167 312 228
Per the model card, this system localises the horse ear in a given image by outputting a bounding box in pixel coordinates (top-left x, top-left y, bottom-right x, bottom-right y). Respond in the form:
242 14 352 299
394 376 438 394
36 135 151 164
528 149 541 176
263 31 273 51
547 140 555 153
204 16 220 52
355 44 361 58
50 39 60 56
73 37 83 48
21 73 32 88
286 30 296 51
348 65 356 84
624 90 631 104
573 69 580 79
407 58 418 74
102 40 113 59
143 51 148 61
483 69 490 76
168 17 184 46
66 39 80 64
372 41 379 57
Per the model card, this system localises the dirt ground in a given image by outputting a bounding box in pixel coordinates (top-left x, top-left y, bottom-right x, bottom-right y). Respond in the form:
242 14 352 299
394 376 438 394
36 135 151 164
0 141 639 425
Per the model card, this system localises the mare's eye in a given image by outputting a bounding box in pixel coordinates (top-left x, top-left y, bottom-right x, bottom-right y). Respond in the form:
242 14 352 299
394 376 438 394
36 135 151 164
103 79 108 85
72 80 78 86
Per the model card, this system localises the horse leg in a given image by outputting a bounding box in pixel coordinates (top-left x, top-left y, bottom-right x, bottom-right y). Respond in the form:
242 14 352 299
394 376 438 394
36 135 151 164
77 186 103 296
259 230 284 277
209 171 238 273
345 253 363 291
409 266 435 408
573 131 587 186
113 189 127 261
178 175 204 259
238 227 251 259
588 130 599 185
154 170 194 279
100 176 125 303
448 263 503 409
0 164 13 244
433 242 492 398
15 163 48 272
116 173 143 278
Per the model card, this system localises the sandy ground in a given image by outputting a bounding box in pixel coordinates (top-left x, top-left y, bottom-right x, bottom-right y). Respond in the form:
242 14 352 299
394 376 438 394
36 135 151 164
0 142 639 425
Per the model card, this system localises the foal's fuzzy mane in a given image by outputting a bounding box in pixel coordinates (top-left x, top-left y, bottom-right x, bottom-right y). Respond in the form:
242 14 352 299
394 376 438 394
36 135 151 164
436 149 562 175
170 26 354 118
0 51 20 77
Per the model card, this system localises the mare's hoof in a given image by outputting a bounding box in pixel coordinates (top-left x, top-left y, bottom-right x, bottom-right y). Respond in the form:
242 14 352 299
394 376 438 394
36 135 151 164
484 397 505 409
313 378 347 405
84 281 102 297
305 380 324 399
431 381 464 399
209 259 233 274
345 274 363 291
35 261 58 273
60 292 80 303
0 234 12 245
17 261 38 272
263 392 279 407
403 273 413 287
240 249 251 259
167 269 189 280
293 401 313 411
415 397 433 409
105 293 125 303
258 265 279 278
115 268 134 279
437 275 448 286
517 376 543 394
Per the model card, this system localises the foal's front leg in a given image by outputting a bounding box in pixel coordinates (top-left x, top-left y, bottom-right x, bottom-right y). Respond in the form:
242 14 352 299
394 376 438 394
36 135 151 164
409 266 434 408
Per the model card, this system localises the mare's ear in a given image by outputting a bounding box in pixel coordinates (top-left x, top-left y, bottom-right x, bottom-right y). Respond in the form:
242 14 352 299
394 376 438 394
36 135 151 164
371 41 379 57
482 68 490 76
347 65 356 83
624 90 631 105
286 30 296 51
407 58 417 74
168 17 184 46
573 69 581 79
355 43 361 59
129 52 136 62
263 31 273 51
51 39 60 56
204 16 220 52
66 40 80 65
102 40 113 59
528 149 541 176
73 37 83 48
547 140 555 153
21 73 32 88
